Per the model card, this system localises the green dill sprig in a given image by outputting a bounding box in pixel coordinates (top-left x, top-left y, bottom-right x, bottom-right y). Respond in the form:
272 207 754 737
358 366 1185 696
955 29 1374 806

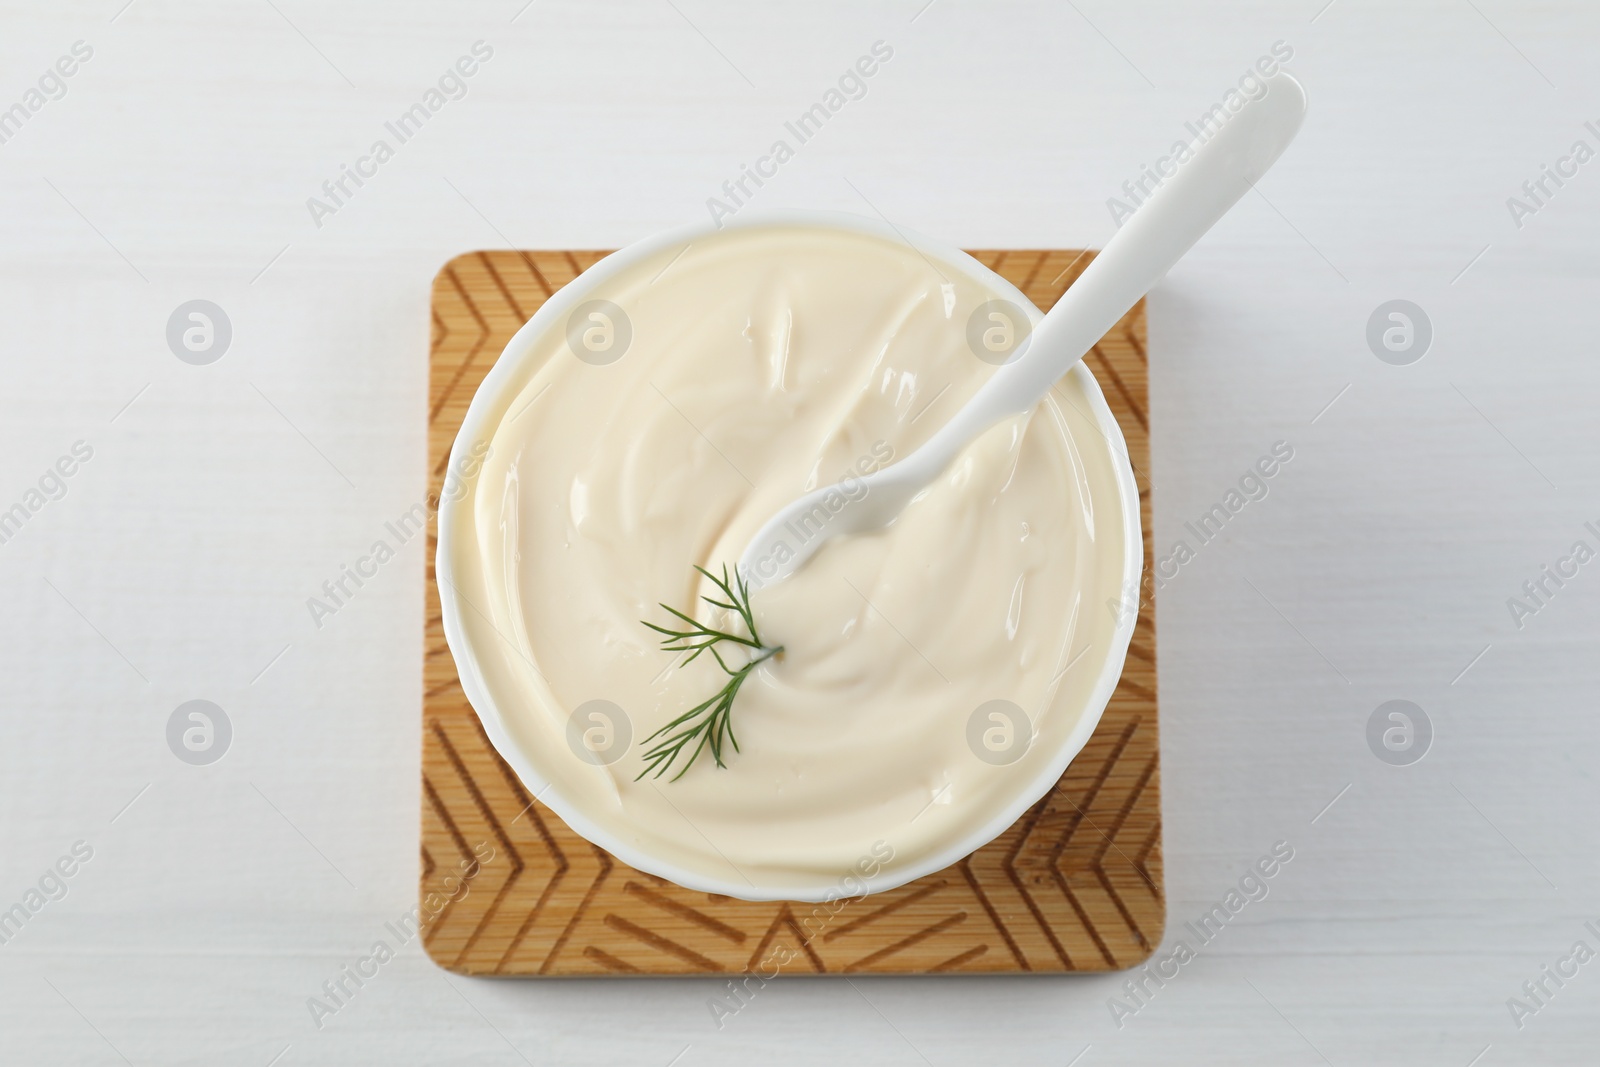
638 565 782 781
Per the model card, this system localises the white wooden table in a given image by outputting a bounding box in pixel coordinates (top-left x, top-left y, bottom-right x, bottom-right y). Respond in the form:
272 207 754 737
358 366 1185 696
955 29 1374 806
1 1 1596 1063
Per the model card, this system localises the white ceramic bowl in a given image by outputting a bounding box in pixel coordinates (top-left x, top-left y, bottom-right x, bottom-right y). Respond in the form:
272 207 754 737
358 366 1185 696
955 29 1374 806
435 210 1143 902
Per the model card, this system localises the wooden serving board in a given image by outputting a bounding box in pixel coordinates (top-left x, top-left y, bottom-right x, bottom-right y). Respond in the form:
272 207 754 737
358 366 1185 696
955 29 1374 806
422 249 1161 975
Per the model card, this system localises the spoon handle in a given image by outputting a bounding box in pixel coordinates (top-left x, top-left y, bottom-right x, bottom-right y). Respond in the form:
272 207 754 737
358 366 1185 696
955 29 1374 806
918 71 1308 471
736 73 1307 588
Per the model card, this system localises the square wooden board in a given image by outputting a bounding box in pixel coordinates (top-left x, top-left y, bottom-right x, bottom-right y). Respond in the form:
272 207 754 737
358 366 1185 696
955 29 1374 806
421 249 1161 975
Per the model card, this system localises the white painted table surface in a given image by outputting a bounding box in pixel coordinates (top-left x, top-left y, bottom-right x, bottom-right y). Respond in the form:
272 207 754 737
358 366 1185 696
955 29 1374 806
1 1 1597 1063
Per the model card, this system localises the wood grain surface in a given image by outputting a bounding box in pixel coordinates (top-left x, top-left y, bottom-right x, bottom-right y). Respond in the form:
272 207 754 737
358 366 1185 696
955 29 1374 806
421 249 1161 976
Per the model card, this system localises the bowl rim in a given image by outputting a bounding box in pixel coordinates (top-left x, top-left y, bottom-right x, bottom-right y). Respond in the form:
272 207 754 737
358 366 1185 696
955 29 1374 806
434 209 1144 902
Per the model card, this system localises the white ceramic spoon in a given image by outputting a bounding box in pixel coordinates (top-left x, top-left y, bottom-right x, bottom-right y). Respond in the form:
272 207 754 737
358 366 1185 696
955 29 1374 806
737 71 1308 589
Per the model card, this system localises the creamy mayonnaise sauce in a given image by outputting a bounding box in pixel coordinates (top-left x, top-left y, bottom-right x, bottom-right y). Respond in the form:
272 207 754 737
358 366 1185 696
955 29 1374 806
446 223 1131 895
